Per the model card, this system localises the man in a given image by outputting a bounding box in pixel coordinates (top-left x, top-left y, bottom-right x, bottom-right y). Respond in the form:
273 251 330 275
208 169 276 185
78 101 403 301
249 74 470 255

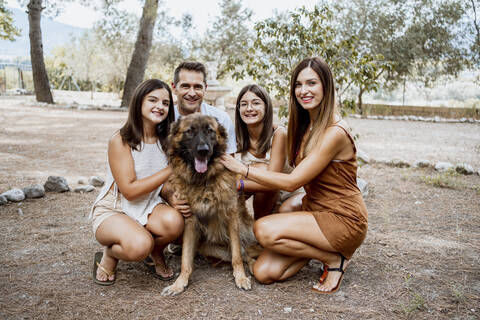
171 61 236 154
161 61 236 217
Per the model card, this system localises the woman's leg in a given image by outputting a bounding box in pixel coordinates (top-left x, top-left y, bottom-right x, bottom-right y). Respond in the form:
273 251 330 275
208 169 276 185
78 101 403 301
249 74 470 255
95 214 155 281
145 204 184 277
253 212 349 291
278 192 304 213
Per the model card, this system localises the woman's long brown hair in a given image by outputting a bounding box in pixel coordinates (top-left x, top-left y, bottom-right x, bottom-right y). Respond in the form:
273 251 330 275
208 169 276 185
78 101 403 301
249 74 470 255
287 57 337 166
119 79 175 151
235 84 274 156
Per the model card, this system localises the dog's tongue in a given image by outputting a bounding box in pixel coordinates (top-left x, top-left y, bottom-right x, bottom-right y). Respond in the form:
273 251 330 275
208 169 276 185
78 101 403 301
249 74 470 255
194 158 208 173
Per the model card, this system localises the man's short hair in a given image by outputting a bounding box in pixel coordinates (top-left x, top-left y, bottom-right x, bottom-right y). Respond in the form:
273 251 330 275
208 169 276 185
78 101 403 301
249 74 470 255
173 61 207 85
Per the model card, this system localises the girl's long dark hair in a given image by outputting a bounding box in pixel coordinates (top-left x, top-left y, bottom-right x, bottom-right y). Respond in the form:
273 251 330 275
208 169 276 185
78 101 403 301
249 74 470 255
287 57 337 166
119 79 175 151
235 84 274 156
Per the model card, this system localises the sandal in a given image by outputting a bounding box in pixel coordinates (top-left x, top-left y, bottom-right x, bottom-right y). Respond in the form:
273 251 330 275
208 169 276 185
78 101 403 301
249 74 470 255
93 251 115 286
143 256 175 281
312 253 346 294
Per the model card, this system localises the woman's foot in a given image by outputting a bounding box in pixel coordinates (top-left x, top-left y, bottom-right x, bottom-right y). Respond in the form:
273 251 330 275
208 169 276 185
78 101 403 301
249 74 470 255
312 254 349 293
96 249 118 283
150 251 174 280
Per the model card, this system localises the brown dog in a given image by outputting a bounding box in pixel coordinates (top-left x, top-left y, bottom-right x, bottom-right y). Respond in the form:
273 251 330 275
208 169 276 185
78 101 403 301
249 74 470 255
161 114 257 296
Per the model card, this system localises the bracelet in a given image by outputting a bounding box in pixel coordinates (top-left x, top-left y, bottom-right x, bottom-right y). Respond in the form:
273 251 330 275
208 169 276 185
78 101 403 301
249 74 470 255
238 179 244 194
245 164 250 178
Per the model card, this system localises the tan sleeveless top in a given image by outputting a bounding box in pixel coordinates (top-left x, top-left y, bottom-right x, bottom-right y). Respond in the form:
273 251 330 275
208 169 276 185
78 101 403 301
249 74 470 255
297 121 368 259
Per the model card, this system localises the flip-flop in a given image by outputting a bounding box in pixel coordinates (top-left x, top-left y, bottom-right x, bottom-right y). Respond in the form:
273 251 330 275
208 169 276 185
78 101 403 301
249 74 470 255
143 256 175 281
93 251 115 286
311 253 346 294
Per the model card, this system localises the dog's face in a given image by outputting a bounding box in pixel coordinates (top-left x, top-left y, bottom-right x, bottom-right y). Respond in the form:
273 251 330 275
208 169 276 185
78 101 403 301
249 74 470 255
168 113 227 174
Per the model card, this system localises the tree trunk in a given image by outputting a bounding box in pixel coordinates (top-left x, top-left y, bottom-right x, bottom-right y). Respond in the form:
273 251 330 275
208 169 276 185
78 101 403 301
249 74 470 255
27 0 53 104
120 0 159 108
357 87 364 116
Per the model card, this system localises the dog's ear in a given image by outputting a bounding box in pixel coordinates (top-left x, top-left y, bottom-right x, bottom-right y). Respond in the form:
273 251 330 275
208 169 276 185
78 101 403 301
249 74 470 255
216 121 227 142
169 118 181 137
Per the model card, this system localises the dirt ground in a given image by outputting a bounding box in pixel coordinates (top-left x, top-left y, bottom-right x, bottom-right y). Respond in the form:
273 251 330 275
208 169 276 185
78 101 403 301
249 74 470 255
0 97 479 320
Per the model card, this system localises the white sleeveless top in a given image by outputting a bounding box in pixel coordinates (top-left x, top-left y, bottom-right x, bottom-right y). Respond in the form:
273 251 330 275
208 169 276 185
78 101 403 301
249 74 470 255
235 126 292 173
89 142 168 226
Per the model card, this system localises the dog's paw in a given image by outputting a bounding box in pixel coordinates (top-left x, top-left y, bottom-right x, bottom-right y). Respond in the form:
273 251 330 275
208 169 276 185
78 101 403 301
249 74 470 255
161 282 187 296
234 275 252 291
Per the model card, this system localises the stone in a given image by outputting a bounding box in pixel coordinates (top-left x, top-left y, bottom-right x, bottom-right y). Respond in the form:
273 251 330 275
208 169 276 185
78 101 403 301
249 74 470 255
18 208 23 216
283 307 292 313
408 115 419 121
89 176 105 187
44 176 70 192
435 161 454 172
389 159 410 168
455 163 475 175
1 188 25 202
23 184 45 199
356 149 370 165
413 160 432 168
78 177 88 185
0 195 7 205
74 185 95 193
357 177 369 197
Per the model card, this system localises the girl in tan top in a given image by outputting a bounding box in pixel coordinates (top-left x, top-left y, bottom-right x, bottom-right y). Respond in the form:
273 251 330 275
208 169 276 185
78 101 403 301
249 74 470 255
221 57 368 294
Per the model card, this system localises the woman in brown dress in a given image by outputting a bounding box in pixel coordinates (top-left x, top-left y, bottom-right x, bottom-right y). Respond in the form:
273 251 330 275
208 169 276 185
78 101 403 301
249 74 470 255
221 57 368 293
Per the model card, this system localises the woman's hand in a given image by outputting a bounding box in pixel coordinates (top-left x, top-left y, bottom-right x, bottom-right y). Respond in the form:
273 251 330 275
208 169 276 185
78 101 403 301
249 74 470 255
220 154 247 176
171 192 192 218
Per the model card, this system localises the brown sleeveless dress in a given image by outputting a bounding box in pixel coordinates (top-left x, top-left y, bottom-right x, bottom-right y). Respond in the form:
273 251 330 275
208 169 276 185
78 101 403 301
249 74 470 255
296 122 368 259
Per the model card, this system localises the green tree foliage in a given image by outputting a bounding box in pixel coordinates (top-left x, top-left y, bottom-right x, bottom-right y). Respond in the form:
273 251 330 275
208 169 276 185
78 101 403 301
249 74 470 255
0 1 21 40
195 0 253 80
226 5 390 115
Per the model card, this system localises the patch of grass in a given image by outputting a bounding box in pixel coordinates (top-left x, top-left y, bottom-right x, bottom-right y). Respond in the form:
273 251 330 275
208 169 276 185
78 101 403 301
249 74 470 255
399 274 428 318
421 168 463 189
450 284 466 304
472 185 480 195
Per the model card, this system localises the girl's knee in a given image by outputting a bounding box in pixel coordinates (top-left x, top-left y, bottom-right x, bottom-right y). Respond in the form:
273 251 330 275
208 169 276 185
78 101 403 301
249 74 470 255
122 233 153 261
161 207 184 237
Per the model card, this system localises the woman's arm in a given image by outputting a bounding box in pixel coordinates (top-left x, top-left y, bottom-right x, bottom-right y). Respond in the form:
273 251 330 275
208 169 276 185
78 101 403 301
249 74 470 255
223 126 350 192
242 127 287 192
108 133 172 201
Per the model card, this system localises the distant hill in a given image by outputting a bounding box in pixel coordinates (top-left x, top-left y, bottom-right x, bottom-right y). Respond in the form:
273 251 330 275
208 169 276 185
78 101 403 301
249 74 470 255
0 7 87 58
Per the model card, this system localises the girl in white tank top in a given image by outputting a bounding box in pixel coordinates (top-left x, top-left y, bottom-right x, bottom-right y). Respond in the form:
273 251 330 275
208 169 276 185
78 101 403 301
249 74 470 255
90 79 184 286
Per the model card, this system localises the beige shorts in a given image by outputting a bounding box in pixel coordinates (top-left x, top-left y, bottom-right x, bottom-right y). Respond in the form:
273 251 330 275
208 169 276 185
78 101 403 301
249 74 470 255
91 189 125 235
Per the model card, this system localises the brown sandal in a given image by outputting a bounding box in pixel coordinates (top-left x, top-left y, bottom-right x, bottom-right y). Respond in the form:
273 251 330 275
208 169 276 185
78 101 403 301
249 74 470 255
93 251 115 286
312 253 346 294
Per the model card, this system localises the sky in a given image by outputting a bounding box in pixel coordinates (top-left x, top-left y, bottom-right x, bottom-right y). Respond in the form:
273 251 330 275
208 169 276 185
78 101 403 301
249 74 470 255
5 0 316 32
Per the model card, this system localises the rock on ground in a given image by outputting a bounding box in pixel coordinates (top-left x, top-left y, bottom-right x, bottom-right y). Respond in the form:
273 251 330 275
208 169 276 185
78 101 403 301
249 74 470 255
413 160 432 168
44 176 70 192
1 188 25 202
357 149 370 165
455 163 475 175
23 184 45 199
389 159 410 168
435 161 454 171
357 177 369 197
89 176 105 187
74 185 95 193
0 195 7 205
78 177 88 185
